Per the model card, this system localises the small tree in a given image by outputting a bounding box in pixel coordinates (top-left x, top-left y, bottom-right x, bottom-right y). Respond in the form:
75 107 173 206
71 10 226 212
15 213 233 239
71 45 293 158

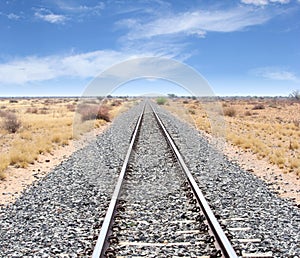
167 93 177 98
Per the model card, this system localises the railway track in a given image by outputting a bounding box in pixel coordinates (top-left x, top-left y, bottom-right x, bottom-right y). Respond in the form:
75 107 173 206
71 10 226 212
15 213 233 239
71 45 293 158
0 100 298 257
92 102 238 258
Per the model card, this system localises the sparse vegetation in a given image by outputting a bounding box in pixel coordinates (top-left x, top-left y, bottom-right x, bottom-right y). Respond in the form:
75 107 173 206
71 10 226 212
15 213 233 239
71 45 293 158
167 97 300 176
0 97 129 179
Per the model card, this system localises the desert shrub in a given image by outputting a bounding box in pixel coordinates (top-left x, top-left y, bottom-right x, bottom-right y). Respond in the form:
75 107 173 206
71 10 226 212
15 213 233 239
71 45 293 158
40 107 49 114
26 107 38 114
96 106 110 122
222 103 228 107
9 99 18 103
188 109 196 115
43 99 52 105
289 140 299 150
156 97 167 105
244 111 252 116
2 112 21 133
292 119 300 128
66 104 76 112
79 105 110 122
223 107 236 117
269 103 278 108
79 105 97 121
0 110 6 117
111 100 122 107
252 104 265 110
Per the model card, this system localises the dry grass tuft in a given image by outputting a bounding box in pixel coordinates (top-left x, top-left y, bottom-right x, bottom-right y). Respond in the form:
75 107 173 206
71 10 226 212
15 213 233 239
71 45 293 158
252 104 265 110
0 156 9 179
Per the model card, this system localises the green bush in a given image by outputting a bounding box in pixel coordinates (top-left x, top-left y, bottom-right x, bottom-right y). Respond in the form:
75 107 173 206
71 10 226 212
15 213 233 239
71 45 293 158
156 97 167 105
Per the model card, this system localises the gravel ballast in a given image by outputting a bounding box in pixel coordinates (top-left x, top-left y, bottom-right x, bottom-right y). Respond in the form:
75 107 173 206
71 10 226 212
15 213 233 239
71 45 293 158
0 100 299 257
154 103 300 258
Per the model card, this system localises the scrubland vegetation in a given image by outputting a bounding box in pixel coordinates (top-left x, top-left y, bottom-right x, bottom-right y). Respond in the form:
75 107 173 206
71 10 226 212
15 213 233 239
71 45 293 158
168 97 300 176
1 95 298 180
0 97 131 179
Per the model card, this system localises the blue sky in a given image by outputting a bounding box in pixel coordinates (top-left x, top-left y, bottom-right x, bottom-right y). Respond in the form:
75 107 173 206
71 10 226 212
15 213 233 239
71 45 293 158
0 0 299 97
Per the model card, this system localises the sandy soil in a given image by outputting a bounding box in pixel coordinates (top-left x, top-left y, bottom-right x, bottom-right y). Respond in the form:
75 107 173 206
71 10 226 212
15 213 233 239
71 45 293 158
0 124 110 206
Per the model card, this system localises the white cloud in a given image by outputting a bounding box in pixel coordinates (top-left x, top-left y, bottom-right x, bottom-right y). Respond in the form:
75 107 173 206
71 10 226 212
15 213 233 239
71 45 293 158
253 67 299 82
35 8 67 24
241 0 290 6
119 7 273 40
0 50 171 85
7 13 20 20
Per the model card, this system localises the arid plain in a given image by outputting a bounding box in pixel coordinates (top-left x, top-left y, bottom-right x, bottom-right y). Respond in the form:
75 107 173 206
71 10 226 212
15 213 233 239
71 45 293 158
0 97 299 205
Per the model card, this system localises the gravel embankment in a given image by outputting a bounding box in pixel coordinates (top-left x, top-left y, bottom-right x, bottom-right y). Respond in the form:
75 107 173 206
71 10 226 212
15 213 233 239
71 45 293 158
154 103 300 258
0 102 143 257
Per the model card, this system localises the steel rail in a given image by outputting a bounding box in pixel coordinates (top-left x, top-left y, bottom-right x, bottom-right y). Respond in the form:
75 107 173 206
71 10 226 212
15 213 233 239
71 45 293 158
150 104 238 258
92 105 145 258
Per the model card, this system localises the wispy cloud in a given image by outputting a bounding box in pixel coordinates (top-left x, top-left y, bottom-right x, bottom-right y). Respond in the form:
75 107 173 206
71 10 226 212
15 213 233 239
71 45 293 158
241 0 290 6
241 0 268 5
118 6 274 40
0 12 21 20
0 49 174 85
34 8 67 24
252 67 299 82
54 1 105 16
